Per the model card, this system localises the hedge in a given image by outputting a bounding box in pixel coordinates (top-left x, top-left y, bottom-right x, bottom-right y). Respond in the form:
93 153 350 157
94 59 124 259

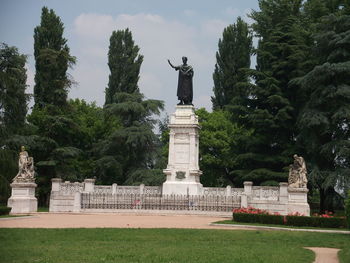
232 213 347 229
0 206 11 215
286 215 347 229
345 190 350 228
233 213 285 225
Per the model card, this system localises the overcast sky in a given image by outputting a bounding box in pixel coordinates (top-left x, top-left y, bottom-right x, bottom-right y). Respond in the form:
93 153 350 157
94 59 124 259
0 0 259 115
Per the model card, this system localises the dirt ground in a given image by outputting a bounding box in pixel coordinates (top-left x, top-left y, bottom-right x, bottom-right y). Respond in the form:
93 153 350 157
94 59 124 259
0 213 340 263
0 213 231 229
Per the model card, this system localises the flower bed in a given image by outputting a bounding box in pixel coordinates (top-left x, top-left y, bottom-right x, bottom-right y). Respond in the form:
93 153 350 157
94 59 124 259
232 207 347 229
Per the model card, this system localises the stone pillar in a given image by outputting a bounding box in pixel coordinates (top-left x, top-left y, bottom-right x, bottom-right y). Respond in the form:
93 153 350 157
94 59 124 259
49 178 62 212
226 185 232 196
51 178 62 192
287 187 310 216
279 182 288 202
140 184 145 195
243 181 253 196
73 192 81 212
241 181 253 208
241 194 248 208
162 105 203 195
112 183 118 195
84 179 95 193
7 182 38 214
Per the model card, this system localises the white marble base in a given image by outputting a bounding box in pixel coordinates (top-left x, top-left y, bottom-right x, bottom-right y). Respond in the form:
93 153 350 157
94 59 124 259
162 105 203 196
287 187 310 216
162 181 203 195
7 182 37 214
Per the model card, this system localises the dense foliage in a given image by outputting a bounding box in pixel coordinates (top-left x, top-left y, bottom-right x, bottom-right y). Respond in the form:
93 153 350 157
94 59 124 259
210 0 350 212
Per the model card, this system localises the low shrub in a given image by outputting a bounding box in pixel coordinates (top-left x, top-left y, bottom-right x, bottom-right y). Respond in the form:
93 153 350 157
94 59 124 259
344 190 350 228
233 213 285 225
286 215 347 229
0 206 11 215
232 206 347 229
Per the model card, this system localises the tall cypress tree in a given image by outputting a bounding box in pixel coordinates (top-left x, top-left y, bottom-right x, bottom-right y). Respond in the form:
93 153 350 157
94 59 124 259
105 28 143 104
96 28 163 185
33 6 75 108
212 17 252 111
0 43 28 138
297 3 350 212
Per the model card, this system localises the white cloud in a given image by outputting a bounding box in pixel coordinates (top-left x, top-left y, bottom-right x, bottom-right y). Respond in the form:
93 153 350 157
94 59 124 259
74 14 115 40
225 7 241 17
200 19 227 38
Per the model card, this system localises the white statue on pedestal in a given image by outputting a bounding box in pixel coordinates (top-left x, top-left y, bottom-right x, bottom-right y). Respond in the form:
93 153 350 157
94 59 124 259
13 146 35 183
8 146 37 213
288 154 307 188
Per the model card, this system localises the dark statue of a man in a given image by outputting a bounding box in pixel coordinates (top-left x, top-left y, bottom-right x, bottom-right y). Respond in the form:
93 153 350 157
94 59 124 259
168 57 193 105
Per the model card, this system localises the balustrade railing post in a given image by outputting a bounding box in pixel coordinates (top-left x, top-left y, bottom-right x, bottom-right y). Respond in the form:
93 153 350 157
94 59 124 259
140 184 145 195
279 182 288 203
226 185 231 196
73 192 81 212
112 183 117 195
84 179 95 193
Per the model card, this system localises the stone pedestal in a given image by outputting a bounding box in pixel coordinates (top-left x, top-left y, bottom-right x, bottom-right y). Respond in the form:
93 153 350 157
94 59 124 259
162 105 203 195
7 182 37 214
287 187 310 216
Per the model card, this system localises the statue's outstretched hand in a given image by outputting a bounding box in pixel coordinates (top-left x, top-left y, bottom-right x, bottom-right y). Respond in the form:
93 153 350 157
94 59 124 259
168 59 174 68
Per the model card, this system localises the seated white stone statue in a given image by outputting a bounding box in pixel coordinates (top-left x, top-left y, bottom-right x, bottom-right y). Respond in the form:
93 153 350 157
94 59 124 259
13 146 35 183
288 154 307 188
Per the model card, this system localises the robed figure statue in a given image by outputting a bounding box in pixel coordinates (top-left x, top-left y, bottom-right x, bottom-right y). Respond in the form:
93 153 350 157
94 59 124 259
168 57 193 105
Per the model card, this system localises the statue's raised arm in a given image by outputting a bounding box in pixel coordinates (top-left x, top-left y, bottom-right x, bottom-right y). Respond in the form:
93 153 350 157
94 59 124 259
167 59 176 69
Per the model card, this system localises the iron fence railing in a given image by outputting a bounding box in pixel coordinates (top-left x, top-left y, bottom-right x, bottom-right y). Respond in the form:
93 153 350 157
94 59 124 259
81 193 240 212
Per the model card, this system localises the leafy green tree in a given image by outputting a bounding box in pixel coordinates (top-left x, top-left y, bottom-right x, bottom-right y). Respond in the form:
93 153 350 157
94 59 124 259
197 108 252 186
297 4 350 212
33 7 75 108
212 17 252 110
98 92 163 184
95 28 163 185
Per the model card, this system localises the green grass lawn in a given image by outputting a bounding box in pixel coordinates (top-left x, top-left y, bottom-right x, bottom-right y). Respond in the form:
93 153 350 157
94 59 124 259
0 228 349 263
215 220 350 231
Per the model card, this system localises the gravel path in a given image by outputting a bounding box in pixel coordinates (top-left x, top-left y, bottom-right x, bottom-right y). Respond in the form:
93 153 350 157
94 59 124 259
304 247 340 263
0 213 240 229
